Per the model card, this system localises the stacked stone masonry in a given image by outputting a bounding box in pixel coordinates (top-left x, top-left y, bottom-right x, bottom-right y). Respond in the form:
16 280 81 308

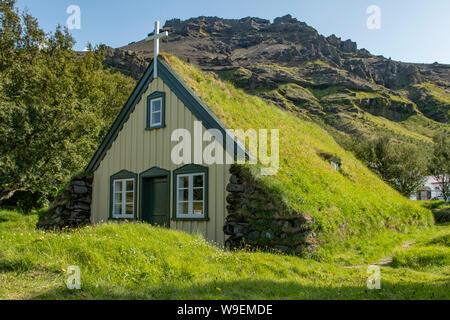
36 175 92 230
223 165 317 255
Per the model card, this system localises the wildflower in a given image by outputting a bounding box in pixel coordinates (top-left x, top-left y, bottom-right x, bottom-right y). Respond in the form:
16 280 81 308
62 268 67 273
216 287 221 292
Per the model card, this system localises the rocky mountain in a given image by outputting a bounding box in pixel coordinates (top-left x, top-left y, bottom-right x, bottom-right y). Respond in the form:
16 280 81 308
101 15 450 147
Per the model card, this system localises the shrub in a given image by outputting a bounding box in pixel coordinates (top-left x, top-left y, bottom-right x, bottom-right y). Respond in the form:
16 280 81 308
433 208 450 223
0 191 47 215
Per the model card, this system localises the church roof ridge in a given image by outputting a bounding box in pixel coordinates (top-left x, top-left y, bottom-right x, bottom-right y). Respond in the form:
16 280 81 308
85 56 250 173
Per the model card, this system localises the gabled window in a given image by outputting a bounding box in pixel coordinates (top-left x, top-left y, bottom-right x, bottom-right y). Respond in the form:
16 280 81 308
110 170 138 219
146 91 165 130
173 164 209 220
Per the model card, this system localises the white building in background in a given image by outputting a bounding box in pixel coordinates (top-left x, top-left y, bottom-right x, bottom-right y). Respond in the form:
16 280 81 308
410 176 444 201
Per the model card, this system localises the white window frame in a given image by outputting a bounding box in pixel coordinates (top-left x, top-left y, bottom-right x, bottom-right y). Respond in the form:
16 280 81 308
112 178 135 219
150 97 163 128
176 173 205 219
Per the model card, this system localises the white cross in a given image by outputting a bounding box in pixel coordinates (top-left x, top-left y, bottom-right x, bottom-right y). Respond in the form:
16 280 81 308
145 21 169 79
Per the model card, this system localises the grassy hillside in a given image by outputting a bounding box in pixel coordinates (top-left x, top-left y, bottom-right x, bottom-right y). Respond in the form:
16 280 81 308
0 209 448 300
410 82 450 123
215 65 449 150
163 54 433 260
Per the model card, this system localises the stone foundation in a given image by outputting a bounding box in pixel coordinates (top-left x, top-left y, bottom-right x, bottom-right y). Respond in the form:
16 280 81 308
36 175 93 230
224 165 317 255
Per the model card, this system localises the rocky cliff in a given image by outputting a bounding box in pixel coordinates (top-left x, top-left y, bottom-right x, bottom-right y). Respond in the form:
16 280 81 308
101 15 449 144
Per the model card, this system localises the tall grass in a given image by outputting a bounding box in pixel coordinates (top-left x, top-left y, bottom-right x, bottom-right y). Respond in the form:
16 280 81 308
392 227 450 272
0 209 449 300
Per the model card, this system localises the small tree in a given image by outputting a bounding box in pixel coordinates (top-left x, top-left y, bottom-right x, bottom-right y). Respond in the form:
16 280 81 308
429 134 450 203
353 136 427 197
388 144 427 197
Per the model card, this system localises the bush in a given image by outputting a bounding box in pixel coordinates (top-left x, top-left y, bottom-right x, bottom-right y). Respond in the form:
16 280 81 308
421 200 446 210
433 207 450 223
0 191 47 215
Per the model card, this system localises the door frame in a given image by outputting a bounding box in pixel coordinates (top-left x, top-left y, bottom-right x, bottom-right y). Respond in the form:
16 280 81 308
139 167 170 224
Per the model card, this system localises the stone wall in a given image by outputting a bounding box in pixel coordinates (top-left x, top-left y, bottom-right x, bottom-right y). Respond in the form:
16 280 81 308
224 165 317 255
36 175 93 230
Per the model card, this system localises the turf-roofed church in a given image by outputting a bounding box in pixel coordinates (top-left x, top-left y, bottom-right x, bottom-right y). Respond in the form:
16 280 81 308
86 22 247 244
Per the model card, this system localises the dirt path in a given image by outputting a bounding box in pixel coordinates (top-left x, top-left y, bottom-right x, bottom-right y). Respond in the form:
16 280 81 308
343 241 415 269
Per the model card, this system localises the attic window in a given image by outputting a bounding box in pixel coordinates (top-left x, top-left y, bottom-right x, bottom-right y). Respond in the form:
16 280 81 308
146 91 165 130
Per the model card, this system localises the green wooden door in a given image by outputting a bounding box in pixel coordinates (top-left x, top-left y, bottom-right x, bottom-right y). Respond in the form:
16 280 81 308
141 176 170 227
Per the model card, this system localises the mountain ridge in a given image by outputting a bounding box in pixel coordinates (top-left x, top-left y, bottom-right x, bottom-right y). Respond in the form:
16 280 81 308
120 15 449 89
99 15 449 147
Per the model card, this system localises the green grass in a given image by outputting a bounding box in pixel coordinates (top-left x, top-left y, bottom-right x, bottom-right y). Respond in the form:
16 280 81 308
411 82 450 122
392 246 449 271
396 114 449 140
163 54 433 259
304 59 330 67
391 228 450 272
309 86 348 99
420 200 450 223
362 112 433 143
308 85 448 144
0 209 449 300
278 83 319 105
421 200 449 210
416 83 450 105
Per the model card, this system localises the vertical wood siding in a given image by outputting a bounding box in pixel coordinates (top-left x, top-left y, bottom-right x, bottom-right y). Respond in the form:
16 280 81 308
91 78 230 244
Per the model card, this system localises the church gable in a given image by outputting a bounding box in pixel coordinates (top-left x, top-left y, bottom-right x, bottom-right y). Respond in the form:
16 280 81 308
88 57 236 244
86 57 246 173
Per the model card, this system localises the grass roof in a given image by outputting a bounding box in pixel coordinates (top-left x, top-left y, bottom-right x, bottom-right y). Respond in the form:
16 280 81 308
162 54 433 260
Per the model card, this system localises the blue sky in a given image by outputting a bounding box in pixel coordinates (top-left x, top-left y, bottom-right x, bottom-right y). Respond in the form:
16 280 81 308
16 0 450 64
